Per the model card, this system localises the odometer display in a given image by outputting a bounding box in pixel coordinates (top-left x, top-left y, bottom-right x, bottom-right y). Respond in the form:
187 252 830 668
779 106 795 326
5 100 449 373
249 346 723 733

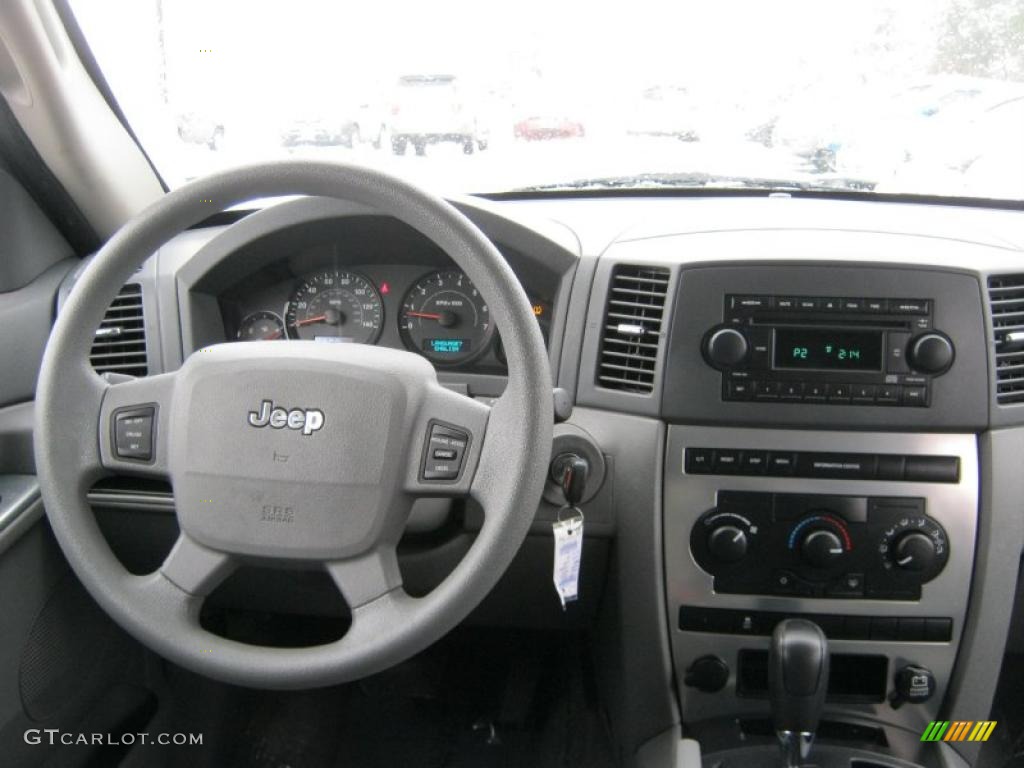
286 269 383 343
400 270 492 364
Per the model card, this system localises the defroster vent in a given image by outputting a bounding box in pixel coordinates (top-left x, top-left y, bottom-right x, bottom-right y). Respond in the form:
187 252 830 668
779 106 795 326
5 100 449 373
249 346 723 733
90 284 148 376
597 265 670 393
989 274 1024 404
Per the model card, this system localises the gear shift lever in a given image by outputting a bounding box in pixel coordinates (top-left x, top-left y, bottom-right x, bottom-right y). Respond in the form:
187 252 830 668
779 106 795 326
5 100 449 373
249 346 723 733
769 619 829 767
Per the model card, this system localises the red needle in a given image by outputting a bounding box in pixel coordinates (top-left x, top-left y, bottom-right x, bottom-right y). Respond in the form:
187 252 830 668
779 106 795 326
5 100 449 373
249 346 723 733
263 330 283 340
406 311 442 320
294 314 328 327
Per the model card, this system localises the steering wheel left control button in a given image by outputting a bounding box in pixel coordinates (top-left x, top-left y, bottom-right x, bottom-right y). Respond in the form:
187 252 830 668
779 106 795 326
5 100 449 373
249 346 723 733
112 406 156 461
423 423 469 481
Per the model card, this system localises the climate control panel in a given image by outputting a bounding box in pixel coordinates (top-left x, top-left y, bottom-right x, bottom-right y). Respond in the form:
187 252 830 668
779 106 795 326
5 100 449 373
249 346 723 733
689 492 948 600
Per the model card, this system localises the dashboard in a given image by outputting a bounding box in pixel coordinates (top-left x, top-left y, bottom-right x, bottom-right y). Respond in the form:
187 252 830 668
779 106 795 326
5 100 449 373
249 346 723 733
48 191 1024 768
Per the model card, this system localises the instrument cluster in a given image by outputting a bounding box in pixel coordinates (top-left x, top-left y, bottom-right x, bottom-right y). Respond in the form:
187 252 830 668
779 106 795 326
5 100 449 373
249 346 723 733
228 265 549 368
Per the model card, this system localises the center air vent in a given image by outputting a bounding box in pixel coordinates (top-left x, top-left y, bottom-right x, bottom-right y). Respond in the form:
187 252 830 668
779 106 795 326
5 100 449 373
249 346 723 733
989 274 1024 404
597 265 670 393
90 284 148 377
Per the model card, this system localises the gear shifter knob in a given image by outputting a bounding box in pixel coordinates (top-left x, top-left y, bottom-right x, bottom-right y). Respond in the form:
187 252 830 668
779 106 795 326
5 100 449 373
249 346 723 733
769 619 829 767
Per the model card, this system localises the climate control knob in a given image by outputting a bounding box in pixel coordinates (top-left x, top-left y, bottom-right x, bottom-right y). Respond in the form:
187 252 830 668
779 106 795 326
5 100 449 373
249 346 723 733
893 531 937 572
801 529 845 569
704 327 749 369
708 525 748 563
908 332 954 374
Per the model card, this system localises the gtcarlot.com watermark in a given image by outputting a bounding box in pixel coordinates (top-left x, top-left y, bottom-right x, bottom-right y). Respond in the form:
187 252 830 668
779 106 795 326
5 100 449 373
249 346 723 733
25 729 203 747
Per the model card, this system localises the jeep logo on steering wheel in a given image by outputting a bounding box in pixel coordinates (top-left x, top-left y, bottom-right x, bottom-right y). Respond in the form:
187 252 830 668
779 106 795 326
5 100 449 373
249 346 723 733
247 400 325 436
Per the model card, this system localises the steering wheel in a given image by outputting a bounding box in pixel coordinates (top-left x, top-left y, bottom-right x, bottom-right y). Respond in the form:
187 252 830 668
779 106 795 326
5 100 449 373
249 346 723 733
34 162 552 689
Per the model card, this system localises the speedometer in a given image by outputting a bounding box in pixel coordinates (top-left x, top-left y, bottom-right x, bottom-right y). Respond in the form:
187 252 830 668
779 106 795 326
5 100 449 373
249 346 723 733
285 269 383 344
399 270 493 364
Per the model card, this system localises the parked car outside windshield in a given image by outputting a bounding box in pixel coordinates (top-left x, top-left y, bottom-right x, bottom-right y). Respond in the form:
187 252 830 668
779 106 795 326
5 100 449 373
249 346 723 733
69 0 1024 201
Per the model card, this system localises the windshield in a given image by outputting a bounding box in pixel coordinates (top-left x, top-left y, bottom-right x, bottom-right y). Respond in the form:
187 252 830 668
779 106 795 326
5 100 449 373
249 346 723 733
69 0 1024 200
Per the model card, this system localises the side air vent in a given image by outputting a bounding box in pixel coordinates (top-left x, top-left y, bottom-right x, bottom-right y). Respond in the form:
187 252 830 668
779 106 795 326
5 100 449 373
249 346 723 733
90 284 148 376
989 274 1024 404
597 264 670 393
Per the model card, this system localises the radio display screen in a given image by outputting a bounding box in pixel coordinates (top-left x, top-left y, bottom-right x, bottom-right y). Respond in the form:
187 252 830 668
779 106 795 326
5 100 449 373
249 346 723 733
774 328 883 371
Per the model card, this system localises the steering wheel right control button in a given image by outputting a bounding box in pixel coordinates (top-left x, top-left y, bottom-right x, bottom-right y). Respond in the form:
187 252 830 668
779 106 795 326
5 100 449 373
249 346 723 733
112 406 156 462
422 423 469 481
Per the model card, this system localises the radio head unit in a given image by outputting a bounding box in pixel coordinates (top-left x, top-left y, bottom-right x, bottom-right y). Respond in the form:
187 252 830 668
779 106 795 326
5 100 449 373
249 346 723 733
702 295 955 407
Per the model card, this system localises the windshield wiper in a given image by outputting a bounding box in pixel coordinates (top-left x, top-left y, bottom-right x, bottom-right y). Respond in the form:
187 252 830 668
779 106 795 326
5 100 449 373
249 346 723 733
513 172 877 194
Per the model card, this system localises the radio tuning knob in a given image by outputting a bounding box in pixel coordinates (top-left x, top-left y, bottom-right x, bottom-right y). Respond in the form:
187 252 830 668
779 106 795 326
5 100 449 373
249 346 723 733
908 332 954 375
708 524 748 563
704 327 749 369
893 531 937 572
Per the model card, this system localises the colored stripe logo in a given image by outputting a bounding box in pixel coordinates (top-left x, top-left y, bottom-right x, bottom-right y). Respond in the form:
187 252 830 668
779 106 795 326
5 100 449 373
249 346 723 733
921 721 997 742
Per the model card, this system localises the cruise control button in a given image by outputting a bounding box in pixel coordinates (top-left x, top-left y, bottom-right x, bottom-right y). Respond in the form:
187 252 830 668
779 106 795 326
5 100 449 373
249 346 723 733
113 407 155 461
423 423 469 481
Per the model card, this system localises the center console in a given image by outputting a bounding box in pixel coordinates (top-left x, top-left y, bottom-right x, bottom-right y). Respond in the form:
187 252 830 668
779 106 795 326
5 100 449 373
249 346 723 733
658 263 989 766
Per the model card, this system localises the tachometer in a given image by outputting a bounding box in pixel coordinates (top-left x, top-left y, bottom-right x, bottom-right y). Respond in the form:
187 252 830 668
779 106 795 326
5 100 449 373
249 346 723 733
237 310 286 341
286 269 383 343
399 270 493 364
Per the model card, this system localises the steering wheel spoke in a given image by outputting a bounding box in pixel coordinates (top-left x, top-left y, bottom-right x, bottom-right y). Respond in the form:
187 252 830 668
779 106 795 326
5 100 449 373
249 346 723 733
98 372 177 477
159 532 237 597
325 545 403 609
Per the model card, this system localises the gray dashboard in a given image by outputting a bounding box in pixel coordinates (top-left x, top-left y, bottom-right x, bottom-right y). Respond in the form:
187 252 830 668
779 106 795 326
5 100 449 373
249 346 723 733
17 191 1024 767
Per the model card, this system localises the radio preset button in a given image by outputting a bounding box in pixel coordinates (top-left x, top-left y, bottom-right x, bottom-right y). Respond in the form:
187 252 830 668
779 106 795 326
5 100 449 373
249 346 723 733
754 381 780 400
827 383 851 403
780 382 804 400
851 384 877 403
804 383 827 401
876 385 900 404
